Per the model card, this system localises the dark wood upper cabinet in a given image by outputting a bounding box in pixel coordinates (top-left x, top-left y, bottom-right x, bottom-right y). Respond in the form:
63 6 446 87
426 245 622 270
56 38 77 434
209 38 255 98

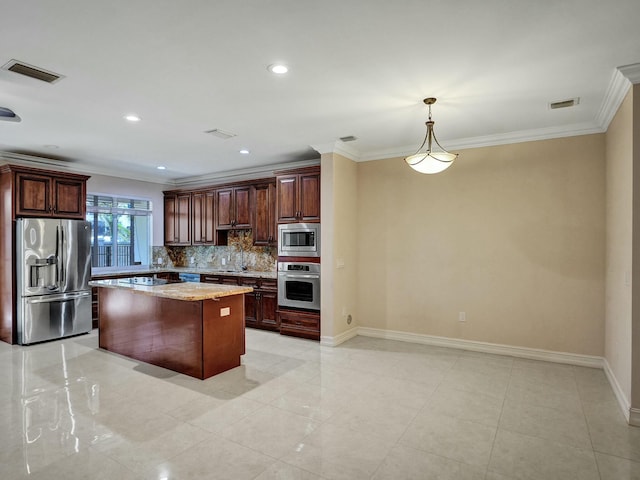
253 182 276 246
276 166 320 223
164 193 191 245
12 167 88 219
192 190 215 245
215 186 252 230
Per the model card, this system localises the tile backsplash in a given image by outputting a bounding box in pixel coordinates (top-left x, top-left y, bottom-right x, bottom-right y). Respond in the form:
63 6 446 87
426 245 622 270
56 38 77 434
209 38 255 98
152 230 276 271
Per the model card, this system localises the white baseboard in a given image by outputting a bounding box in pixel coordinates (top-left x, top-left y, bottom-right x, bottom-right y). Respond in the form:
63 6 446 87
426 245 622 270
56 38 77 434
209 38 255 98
630 408 640 427
356 326 604 368
603 358 632 424
320 326 358 347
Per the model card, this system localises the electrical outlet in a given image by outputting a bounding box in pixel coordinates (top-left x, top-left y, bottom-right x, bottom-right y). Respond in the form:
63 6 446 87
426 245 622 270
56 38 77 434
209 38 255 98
221 258 226 266
156 257 162 265
459 312 466 322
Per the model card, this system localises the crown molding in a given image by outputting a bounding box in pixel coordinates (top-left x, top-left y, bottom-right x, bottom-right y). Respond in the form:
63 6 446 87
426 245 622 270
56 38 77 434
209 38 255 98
170 158 320 188
0 151 173 185
0 151 320 188
594 65 636 130
353 121 604 162
619 62 640 84
311 141 360 161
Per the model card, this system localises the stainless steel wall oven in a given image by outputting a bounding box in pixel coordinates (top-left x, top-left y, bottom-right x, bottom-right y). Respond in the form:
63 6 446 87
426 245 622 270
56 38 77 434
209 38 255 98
277 262 320 311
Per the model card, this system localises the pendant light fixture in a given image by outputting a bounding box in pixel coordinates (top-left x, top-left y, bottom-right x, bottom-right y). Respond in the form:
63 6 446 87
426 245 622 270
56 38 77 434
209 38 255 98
405 98 457 174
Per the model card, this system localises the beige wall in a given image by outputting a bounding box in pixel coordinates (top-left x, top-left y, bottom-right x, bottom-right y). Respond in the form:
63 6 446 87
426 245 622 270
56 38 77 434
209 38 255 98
605 89 634 404
321 152 359 340
87 174 166 245
632 84 640 410
356 134 606 355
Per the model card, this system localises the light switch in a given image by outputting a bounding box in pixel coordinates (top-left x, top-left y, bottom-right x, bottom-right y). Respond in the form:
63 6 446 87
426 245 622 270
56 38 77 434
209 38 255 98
220 307 230 316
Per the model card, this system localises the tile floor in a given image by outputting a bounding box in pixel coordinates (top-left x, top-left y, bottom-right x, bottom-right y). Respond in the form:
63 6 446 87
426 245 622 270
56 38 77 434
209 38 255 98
1 329 639 479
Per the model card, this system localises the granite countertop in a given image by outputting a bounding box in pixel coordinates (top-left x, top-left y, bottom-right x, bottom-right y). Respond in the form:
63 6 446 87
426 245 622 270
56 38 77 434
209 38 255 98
91 267 277 280
89 278 253 301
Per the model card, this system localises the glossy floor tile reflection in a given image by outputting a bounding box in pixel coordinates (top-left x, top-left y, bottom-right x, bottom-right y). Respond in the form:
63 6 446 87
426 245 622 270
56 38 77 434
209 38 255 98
0 330 638 479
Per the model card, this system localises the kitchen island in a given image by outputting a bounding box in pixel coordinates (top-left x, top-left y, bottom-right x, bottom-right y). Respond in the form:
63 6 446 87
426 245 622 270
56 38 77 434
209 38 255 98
90 278 252 379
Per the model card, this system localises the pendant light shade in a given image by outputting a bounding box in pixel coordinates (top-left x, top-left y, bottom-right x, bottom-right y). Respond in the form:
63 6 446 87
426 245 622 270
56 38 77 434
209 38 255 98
405 98 457 174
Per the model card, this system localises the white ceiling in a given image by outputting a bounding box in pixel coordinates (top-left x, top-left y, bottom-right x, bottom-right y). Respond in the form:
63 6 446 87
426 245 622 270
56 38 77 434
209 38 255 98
1 0 639 185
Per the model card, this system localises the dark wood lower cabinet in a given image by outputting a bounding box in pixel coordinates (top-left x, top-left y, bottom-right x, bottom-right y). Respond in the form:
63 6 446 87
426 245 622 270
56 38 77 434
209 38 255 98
278 308 320 340
201 274 279 332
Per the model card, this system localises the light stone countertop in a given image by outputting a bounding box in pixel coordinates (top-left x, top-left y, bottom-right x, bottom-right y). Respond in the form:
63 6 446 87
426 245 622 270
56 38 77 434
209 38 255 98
89 279 253 301
91 267 277 280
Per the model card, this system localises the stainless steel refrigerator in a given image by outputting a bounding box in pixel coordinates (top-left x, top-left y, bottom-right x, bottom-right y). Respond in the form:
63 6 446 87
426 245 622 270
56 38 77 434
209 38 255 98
16 218 92 345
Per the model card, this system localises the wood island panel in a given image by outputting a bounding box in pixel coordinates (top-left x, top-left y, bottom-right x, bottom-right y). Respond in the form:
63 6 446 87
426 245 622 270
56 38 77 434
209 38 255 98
97 287 246 379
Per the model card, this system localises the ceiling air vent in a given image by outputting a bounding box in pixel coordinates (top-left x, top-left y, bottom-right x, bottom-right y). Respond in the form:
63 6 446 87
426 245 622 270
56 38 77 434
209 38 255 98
204 128 237 140
339 135 358 142
549 98 579 110
2 60 63 84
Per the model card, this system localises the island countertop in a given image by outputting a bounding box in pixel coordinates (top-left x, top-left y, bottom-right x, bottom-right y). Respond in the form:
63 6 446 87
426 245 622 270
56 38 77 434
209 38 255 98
89 278 253 301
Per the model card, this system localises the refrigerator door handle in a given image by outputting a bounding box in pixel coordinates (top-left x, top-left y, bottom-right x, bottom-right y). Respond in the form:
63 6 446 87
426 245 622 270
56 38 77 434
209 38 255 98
25 291 91 304
60 225 66 285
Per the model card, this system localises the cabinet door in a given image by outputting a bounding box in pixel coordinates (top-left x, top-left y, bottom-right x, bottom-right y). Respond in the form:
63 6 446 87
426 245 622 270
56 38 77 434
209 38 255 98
192 191 215 245
253 183 275 246
164 193 191 245
175 194 192 245
164 195 177 244
15 172 51 216
215 188 234 229
233 187 252 228
52 177 86 218
299 172 320 222
276 175 298 223
260 289 279 330
243 291 259 327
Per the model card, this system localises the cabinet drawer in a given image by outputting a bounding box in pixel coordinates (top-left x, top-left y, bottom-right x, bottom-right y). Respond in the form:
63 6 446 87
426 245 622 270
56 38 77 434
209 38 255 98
280 315 319 330
240 277 260 289
201 275 222 283
260 279 277 290
278 309 320 340
201 275 239 285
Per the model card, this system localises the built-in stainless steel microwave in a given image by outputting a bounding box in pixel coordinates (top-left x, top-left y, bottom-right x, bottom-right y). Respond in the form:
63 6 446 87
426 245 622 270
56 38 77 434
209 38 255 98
277 223 320 257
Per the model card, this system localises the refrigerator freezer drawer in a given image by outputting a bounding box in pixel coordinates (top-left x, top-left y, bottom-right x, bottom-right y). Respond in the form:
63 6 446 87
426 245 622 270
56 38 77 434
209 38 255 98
18 292 92 345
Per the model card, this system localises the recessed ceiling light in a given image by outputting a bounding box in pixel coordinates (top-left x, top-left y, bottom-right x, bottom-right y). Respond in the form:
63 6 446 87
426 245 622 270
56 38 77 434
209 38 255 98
0 106 21 122
268 64 288 74
239 149 250 155
124 114 141 122
157 166 166 170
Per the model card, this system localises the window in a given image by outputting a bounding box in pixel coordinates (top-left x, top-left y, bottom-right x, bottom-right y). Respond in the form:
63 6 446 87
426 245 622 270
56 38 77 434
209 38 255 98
86 194 152 269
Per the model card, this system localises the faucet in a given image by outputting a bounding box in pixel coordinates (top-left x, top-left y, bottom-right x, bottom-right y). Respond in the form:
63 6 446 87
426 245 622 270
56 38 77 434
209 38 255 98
237 243 248 271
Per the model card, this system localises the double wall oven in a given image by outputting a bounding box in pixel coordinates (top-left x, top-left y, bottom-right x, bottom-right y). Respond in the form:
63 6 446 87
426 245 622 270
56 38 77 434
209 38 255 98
277 223 320 312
